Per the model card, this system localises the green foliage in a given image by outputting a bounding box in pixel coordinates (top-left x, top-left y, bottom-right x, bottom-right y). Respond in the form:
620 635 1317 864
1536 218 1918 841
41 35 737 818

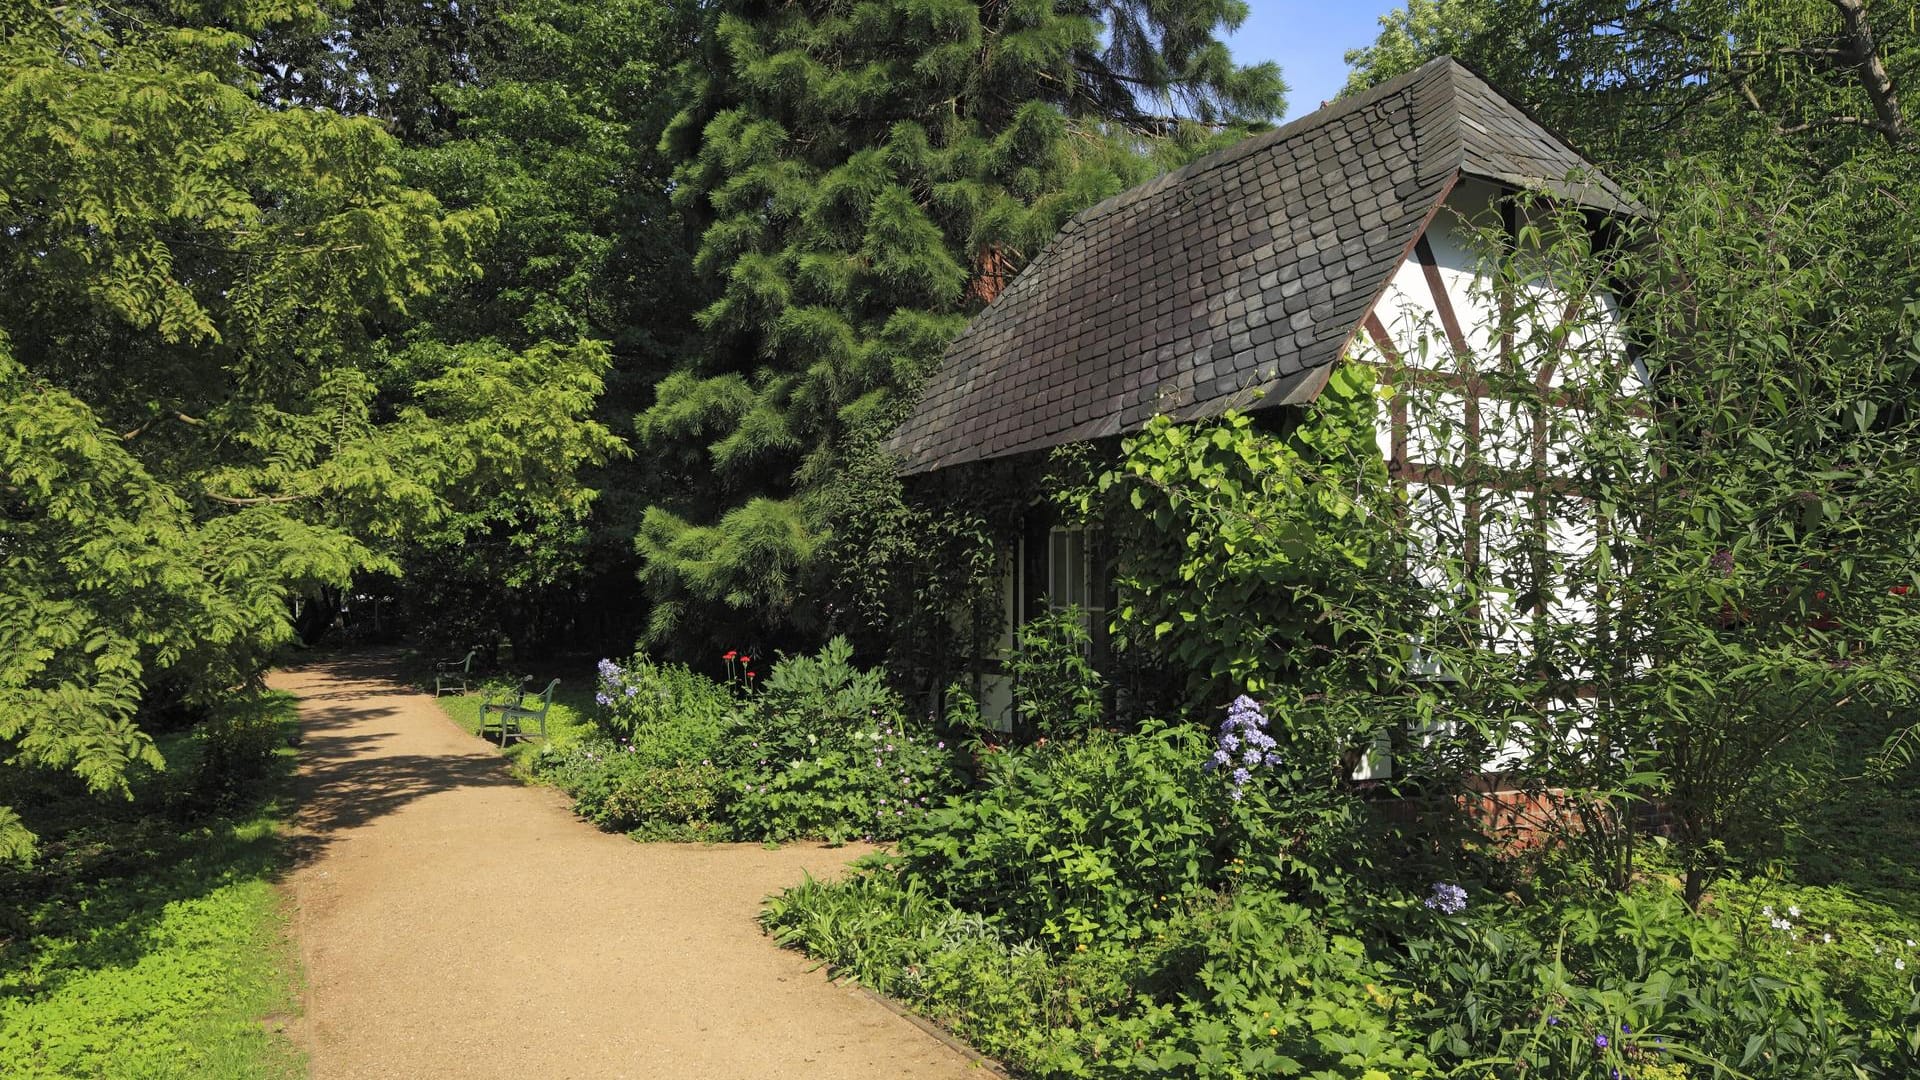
533 738 734 841
899 723 1238 947
0 697 302 1079
1082 364 1392 703
0 1 621 850
1345 0 1918 168
1007 607 1109 739
528 653 739 838
767 716 1920 1077
727 637 957 842
509 639 959 842
636 0 1286 650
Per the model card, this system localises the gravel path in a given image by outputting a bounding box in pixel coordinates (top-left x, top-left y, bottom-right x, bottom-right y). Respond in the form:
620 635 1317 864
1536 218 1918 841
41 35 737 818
271 652 990 1079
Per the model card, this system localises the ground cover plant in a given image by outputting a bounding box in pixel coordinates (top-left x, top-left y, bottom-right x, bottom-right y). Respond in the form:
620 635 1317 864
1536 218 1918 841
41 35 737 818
443 639 962 843
0 696 304 1080
764 709 1920 1079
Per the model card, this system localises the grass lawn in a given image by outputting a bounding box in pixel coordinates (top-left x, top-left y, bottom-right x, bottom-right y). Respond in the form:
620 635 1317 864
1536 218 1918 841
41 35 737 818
0 696 305 1080
431 663 598 771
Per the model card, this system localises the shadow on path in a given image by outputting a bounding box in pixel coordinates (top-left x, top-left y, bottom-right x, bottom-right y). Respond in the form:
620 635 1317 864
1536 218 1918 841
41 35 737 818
275 652 521 869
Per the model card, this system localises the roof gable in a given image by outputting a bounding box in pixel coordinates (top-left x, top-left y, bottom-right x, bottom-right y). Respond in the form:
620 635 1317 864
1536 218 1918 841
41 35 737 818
888 58 1635 476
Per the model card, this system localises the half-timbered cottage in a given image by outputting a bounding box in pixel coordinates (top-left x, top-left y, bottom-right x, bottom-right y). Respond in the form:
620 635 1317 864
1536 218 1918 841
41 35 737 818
886 58 1642 744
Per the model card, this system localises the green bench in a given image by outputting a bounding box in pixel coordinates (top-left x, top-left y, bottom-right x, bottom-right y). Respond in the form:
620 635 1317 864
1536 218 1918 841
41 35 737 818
478 678 559 746
434 648 480 696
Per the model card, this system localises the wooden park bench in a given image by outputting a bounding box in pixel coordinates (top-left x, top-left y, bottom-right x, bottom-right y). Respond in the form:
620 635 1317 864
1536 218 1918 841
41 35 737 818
434 648 480 696
479 677 559 746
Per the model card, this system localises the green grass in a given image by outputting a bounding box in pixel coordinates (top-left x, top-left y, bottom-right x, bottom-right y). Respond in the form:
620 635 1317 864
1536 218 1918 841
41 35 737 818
432 668 598 771
0 698 305 1080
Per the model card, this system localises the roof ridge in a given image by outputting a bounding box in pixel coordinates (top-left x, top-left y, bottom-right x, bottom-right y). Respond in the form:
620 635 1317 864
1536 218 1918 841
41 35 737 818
1071 57 1460 228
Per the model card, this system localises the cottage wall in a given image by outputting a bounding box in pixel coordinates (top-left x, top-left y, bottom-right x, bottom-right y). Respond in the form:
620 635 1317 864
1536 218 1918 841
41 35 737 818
1344 178 1635 779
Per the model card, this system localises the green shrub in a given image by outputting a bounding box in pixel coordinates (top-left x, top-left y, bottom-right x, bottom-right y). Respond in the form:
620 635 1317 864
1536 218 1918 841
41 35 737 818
593 655 736 750
529 737 734 840
1008 607 1107 740
183 694 293 811
533 640 961 843
761 711 1920 1079
729 637 957 842
899 722 1236 946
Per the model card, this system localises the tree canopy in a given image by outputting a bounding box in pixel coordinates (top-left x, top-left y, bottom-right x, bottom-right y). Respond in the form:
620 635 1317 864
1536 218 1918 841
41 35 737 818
632 0 1286 654
0 0 620 856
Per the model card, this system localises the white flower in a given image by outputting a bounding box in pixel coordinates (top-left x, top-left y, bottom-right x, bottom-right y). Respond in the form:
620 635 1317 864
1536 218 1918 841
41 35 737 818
1907 938 1917 948
1898 959 1908 972
1762 905 1775 918
1788 904 1801 918
1822 933 1833 944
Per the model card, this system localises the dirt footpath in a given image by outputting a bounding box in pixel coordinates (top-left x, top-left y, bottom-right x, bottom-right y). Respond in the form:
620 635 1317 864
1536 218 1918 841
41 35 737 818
271 652 990 1080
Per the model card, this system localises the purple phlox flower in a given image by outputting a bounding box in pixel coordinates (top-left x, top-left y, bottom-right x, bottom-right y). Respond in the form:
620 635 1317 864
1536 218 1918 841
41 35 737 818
1423 882 1468 915
623 685 640 698
1212 693 1279 796
594 692 613 707
595 658 621 680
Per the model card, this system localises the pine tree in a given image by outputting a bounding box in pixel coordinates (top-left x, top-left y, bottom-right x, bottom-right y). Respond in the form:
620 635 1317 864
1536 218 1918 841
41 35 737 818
639 0 1284 652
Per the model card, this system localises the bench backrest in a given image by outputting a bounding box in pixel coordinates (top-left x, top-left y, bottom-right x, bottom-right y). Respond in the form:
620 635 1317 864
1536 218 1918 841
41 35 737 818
525 678 560 714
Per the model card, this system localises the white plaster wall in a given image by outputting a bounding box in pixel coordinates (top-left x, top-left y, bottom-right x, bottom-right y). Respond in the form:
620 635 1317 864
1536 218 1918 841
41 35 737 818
1346 178 1634 777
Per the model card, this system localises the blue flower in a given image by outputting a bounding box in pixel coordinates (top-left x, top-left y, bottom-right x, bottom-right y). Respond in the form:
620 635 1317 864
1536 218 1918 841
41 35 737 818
1595 1034 1609 1049
1423 882 1468 915
1211 694 1279 798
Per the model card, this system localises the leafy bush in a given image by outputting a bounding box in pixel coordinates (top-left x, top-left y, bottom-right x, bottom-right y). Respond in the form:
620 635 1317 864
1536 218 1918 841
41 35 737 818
531 737 734 841
593 655 736 749
729 637 957 842
522 654 741 839
523 639 960 842
183 694 294 811
765 712 1920 1079
1008 607 1107 739
900 722 1237 946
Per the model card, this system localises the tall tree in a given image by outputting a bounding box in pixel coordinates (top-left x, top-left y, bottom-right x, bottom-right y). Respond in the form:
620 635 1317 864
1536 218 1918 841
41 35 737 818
241 0 704 656
638 0 1285 654
0 0 620 856
1345 0 1917 166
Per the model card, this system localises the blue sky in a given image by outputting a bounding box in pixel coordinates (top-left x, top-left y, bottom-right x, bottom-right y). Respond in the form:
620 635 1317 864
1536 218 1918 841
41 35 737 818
1225 3 1403 121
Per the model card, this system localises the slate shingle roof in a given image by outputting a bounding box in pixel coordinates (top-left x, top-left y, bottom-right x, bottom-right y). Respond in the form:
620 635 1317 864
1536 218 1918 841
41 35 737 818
888 57 1636 475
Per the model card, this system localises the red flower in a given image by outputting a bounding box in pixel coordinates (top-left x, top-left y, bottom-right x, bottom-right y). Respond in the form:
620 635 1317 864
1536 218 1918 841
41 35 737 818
723 650 738 661
1815 590 1828 601
741 655 752 664
1893 585 1911 596
746 670 757 679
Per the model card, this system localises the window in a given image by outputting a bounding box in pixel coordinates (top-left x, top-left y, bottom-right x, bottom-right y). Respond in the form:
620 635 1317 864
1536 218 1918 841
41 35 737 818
1045 526 1104 634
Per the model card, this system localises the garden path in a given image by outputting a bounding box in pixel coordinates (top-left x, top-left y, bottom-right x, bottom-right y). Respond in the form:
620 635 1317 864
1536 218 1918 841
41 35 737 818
271 652 991 1080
